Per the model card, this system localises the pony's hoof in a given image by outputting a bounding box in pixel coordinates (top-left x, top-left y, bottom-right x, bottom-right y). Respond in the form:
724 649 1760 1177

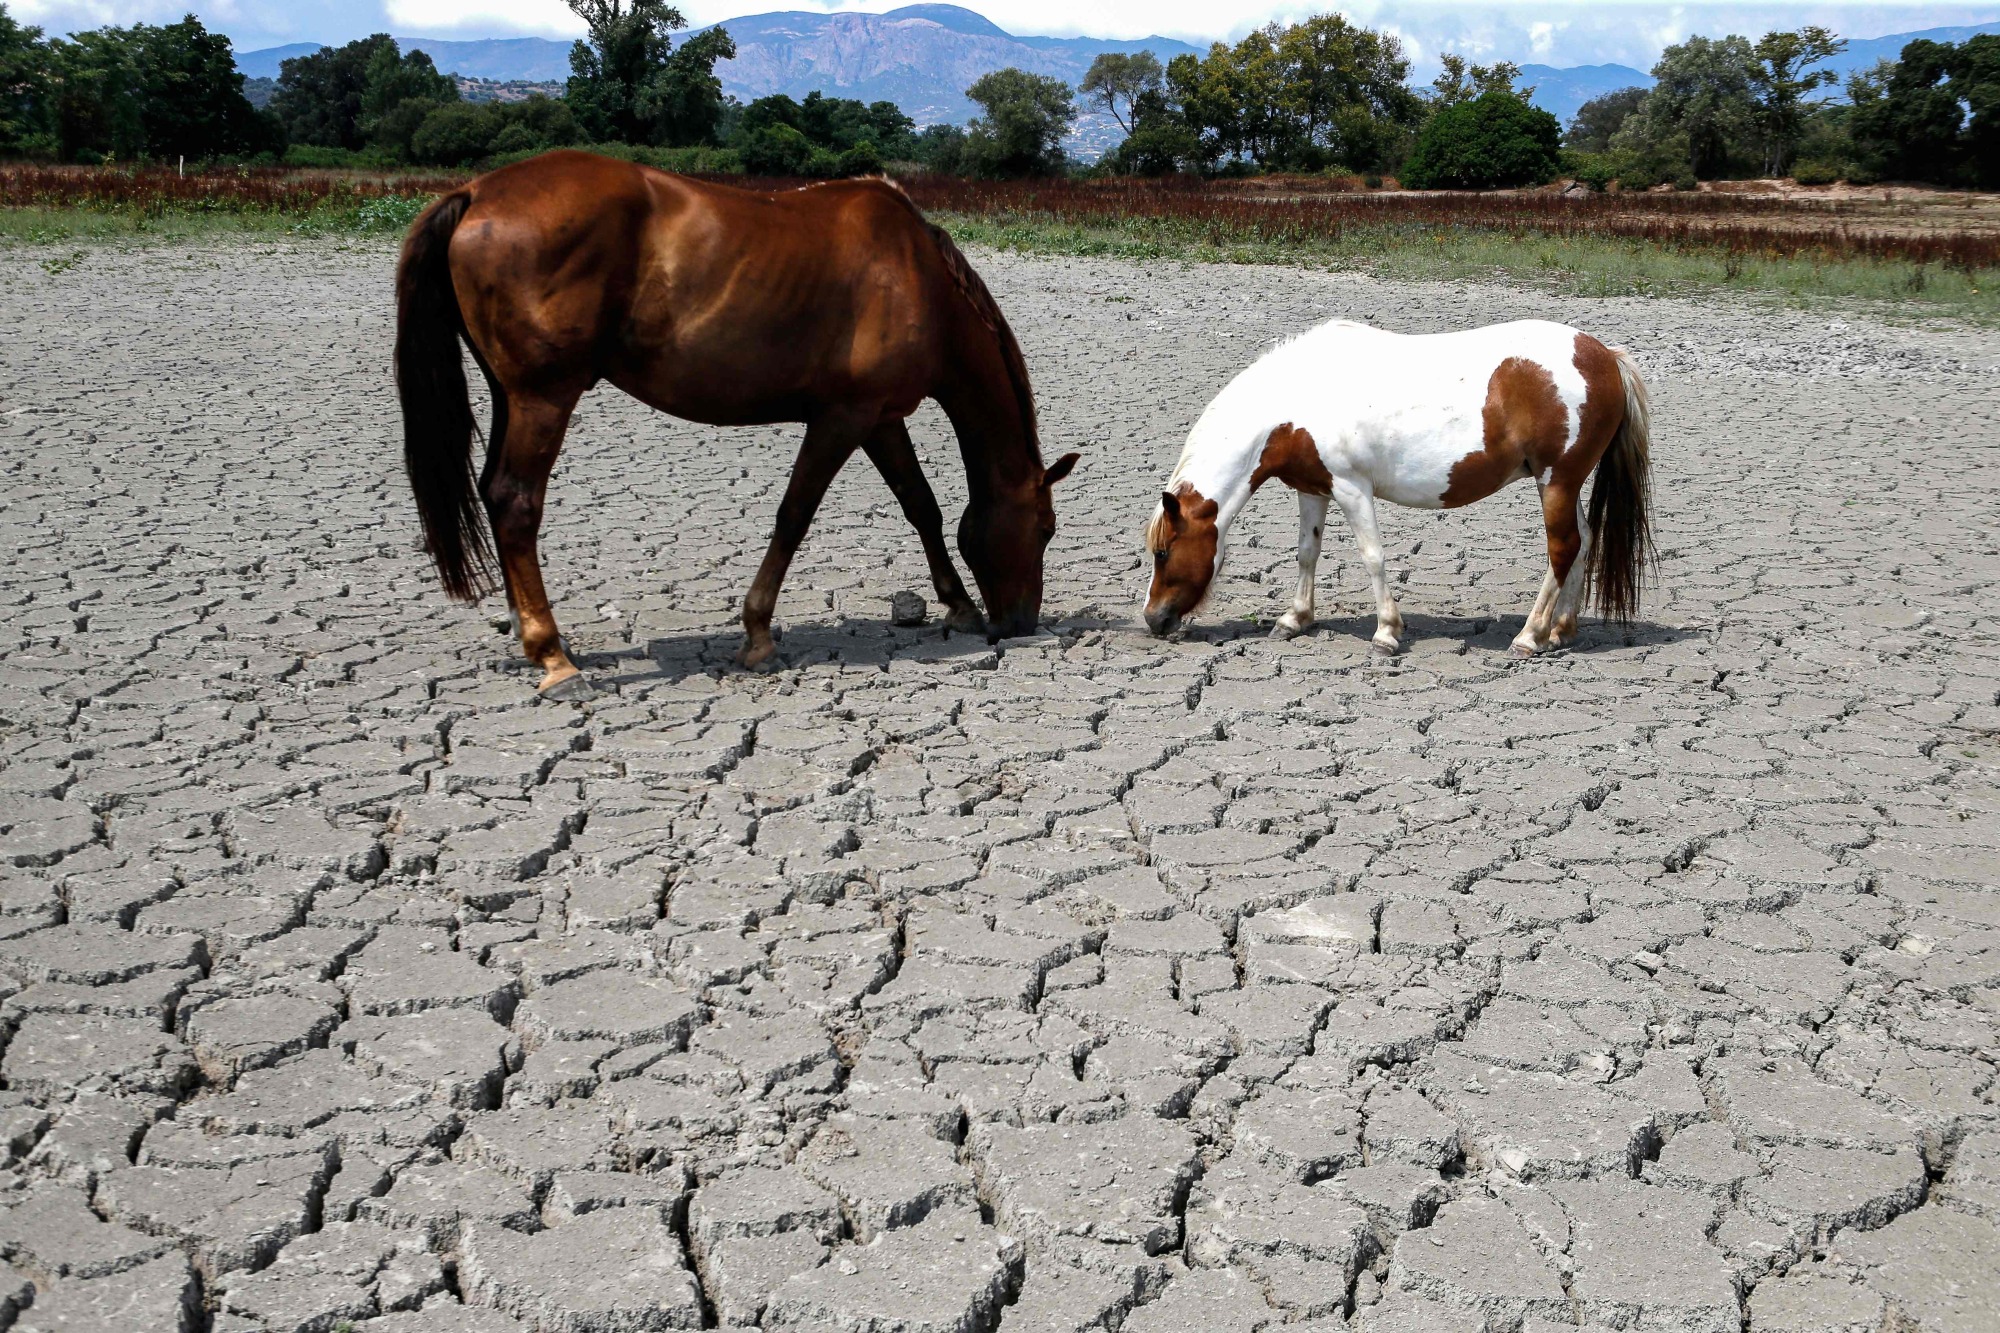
1510 636 1542 658
734 638 778 672
1270 618 1309 641
944 604 986 635
538 668 596 702
1370 635 1402 657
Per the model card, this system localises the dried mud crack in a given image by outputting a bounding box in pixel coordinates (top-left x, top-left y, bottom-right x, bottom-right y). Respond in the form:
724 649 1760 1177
0 240 1996 1331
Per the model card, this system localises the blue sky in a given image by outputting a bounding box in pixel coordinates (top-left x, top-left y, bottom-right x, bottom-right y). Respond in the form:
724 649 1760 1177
9 0 2000 71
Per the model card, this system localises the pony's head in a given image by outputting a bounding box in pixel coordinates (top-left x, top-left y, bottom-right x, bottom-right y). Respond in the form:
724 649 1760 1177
959 452 1080 638
1143 486 1222 636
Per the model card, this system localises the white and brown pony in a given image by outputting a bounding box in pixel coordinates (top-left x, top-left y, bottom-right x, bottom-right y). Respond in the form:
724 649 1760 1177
1142 318 1652 656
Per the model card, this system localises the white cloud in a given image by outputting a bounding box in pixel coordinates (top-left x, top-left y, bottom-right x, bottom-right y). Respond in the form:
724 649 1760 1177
384 0 583 37
1528 20 1559 54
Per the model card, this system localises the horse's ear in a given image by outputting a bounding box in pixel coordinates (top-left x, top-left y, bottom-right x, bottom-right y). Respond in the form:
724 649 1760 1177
1044 452 1080 486
1160 491 1181 521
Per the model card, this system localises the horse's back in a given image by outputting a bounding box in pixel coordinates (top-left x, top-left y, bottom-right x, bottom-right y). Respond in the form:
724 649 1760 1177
443 152 950 421
1253 317 1616 509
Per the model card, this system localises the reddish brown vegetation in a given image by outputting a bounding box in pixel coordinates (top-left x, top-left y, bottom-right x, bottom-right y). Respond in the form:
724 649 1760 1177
0 163 465 215
894 176 2000 270
6 162 1996 270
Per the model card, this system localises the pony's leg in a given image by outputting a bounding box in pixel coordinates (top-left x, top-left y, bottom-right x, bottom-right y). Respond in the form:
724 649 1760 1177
1515 481 1585 655
738 414 866 669
482 390 585 695
1272 491 1330 640
1511 569 1561 656
1332 478 1403 654
1549 490 1596 647
860 420 984 634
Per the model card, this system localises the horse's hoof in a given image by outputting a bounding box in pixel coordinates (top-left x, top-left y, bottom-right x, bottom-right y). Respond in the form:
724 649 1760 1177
734 638 778 672
944 605 986 635
1370 637 1402 657
1271 619 1308 641
538 669 596 703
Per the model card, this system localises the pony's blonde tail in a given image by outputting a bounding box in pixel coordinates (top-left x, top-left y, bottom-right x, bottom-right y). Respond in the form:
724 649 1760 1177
1586 347 1653 623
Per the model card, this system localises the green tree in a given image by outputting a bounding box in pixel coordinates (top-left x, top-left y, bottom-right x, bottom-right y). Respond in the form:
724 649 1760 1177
271 34 395 149
1634 34 1757 178
126 15 264 160
729 90 910 175
360 41 457 157
909 121 966 173
564 0 734 146
1959 34 2000 187
1564 86 1647 151
1428 54 1534 109
1080 50 1161 134
1159 17 1419 172
1107 88 1201 174
1402 88 1560 188
1749 26 1844 176
0 4 50 155
43 29 142 161
962 67 1074 177
1847 43 1965 183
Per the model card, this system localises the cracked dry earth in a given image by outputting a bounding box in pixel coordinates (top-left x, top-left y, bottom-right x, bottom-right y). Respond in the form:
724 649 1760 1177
0 239 1998 1333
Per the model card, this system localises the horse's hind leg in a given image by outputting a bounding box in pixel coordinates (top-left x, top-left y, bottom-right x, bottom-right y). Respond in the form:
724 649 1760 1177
482 389 586 696
1272 491 1329 640
1514 481 1586 656
861 420 984 634
738 413 867 669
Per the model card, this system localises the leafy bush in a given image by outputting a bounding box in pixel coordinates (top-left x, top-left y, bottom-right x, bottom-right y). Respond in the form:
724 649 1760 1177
1561 149 1628 191
1790 158 1842 184
355 194 427 230
485 142 744 174
1403 91 1561 189
282 143 386 169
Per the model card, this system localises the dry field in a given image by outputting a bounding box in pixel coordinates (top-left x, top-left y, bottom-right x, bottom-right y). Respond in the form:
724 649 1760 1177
0 236 1996 1332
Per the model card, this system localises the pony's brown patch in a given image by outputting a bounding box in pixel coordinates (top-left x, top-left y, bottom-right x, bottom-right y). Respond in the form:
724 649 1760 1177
1146 483 1222 619
1252 423 1333 496
1443 356 1568 508
1567 333 1625 474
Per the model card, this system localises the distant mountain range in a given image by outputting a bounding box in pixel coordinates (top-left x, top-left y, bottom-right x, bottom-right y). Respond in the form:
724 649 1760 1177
236 8 2000 134
235 4 1201 124
1522 19 2000 124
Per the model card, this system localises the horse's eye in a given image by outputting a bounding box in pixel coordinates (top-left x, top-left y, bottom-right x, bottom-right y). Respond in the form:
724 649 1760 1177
1152 549 1166 565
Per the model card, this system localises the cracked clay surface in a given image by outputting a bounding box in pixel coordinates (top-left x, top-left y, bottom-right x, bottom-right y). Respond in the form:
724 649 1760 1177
0 240 1997 1333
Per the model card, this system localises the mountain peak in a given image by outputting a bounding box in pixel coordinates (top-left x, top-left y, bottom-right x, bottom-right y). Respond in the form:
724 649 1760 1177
880 5 1014 39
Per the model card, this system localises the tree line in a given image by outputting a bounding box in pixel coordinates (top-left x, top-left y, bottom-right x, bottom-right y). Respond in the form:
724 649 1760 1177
1 0 1993 191
1566 29 1998 188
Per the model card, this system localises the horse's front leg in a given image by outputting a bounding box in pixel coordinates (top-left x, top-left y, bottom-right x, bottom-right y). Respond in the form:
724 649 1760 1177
860 419 984 634
1331 478 1403 655
1272 491 1329 640
737 415 865 669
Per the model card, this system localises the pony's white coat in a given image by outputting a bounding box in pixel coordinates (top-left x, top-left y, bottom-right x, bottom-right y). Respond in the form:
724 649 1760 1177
1164 318 1590 524
1149 316 1628 655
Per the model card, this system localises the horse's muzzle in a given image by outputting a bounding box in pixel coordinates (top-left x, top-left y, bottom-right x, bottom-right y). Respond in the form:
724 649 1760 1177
1145 607 1180 637
987 608 1040 641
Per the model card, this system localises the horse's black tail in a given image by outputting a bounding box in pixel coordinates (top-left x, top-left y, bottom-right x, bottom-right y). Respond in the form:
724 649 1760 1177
395 190 494 603
1585 346 1654 624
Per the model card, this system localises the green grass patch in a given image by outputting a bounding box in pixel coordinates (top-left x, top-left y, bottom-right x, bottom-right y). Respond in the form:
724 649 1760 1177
0 196 429 246
934 210 2000 323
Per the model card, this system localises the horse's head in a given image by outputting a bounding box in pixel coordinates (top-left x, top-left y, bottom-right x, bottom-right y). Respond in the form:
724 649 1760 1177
1143 486 1222 637
958 452 1079 639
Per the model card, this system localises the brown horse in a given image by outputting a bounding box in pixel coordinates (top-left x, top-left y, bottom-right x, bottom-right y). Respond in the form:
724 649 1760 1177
396 150 1078 696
